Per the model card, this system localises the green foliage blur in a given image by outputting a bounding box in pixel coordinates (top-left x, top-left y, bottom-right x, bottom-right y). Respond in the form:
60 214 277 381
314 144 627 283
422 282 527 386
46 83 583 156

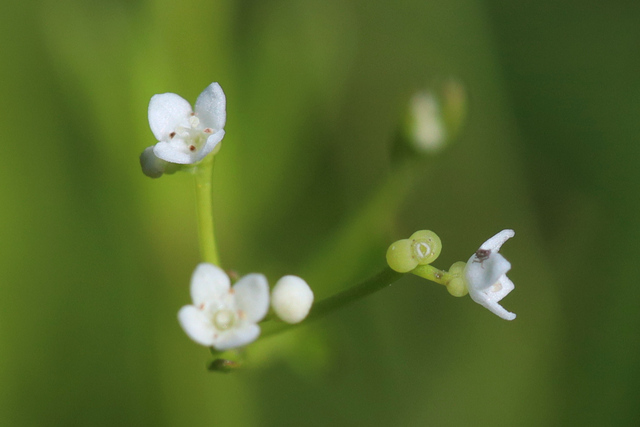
1 0 639 425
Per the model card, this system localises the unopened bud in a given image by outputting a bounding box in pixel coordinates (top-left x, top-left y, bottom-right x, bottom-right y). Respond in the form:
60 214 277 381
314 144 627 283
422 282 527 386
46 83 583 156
445 261 468 297
387 230 442 273
271 276 314 324
140 146 181 178
398 79 467 156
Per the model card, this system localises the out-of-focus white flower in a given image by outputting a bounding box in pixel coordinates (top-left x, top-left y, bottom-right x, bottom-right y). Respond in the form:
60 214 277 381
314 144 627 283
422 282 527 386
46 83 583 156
271 276 314 324
145 82 226 169
464 230 516 320
178 263 269 350
408 91 446 153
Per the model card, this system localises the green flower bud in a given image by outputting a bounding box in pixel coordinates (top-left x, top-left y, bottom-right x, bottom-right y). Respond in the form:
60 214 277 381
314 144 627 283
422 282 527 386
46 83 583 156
207 358 242 373
409 230 442 265
386 230 442 273
446 261 468 297
441 79 467 143
386 239 416 273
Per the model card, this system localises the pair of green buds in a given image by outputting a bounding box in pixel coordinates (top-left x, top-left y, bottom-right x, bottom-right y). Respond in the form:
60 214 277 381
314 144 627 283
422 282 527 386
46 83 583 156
386 230 468 297
386 230 442 273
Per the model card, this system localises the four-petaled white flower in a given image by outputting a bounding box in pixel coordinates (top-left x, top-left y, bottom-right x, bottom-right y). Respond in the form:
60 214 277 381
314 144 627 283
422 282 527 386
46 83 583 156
464 229 516 320
141 83 226 177
178 263 269 350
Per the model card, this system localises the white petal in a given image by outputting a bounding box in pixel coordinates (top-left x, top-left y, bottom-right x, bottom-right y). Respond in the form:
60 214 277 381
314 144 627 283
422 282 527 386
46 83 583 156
468 289 516 321
465 252 511 291
190 263 230 307
271 276 314 324
213 324 260 350
491 275 515 302
194 130 225 162
153 141 198 164
195 83 226 130
233 274 270 323
480 229 515 251
139 146 167 178
178 305 216 346
148 93 193 141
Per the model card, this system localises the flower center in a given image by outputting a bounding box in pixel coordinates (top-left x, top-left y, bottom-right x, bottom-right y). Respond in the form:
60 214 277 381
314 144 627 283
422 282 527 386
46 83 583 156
213 309 237 330
173 115 213 153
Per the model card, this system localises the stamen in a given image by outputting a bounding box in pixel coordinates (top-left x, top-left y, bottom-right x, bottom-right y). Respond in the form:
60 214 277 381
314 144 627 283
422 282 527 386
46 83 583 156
189 145 196 151
169 132 176 138
203 128 213 134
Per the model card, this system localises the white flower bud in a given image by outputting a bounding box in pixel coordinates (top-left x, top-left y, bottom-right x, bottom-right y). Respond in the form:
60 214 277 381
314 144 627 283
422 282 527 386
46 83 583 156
140 146 167 178
408 92 447 153
271 276 314 324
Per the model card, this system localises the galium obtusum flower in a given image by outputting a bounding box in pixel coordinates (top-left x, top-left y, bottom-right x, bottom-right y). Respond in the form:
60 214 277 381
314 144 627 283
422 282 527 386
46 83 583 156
464 229 517 320
140 83 226 177
178 263 269 350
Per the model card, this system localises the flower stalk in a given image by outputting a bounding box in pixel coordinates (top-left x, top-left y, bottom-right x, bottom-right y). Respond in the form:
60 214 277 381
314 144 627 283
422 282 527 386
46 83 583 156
261 267 404 338
194 157 221 266
411 264 450 286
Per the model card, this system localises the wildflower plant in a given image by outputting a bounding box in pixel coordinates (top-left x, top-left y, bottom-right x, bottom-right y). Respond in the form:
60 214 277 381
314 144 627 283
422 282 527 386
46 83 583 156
140 80 517 372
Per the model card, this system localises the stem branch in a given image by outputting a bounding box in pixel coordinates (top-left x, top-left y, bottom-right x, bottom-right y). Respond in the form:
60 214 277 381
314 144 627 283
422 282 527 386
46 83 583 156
194 158 221 266
261 267 404 338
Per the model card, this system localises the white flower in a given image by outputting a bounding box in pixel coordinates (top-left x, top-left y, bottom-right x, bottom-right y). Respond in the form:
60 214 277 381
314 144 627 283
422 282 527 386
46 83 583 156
409 91 446 153
271 276 314 324
178 263 269 350
147 82 226 166
464 229 516 320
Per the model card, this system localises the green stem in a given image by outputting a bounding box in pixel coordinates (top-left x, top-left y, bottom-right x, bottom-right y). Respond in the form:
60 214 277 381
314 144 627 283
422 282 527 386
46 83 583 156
194 158 221 266
411 264 450 286
261 267 404 338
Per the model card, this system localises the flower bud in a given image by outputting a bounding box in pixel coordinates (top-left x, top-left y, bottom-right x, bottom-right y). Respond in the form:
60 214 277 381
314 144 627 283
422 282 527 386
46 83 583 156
407 91 447 153
396 79 467 156
446 261 468 297
140 146 167 178
271 276 314 324
140 146 180 178
441 79 467 143
386 230 442 273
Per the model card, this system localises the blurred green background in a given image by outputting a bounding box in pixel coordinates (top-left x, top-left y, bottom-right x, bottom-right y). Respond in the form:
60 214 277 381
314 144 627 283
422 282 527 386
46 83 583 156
1 0 639 425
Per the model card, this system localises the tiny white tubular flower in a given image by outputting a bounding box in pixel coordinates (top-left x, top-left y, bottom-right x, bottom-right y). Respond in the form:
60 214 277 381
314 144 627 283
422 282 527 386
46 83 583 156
271 275 314 324
147 82 226 165
178 263 269 350
464 229 517 321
